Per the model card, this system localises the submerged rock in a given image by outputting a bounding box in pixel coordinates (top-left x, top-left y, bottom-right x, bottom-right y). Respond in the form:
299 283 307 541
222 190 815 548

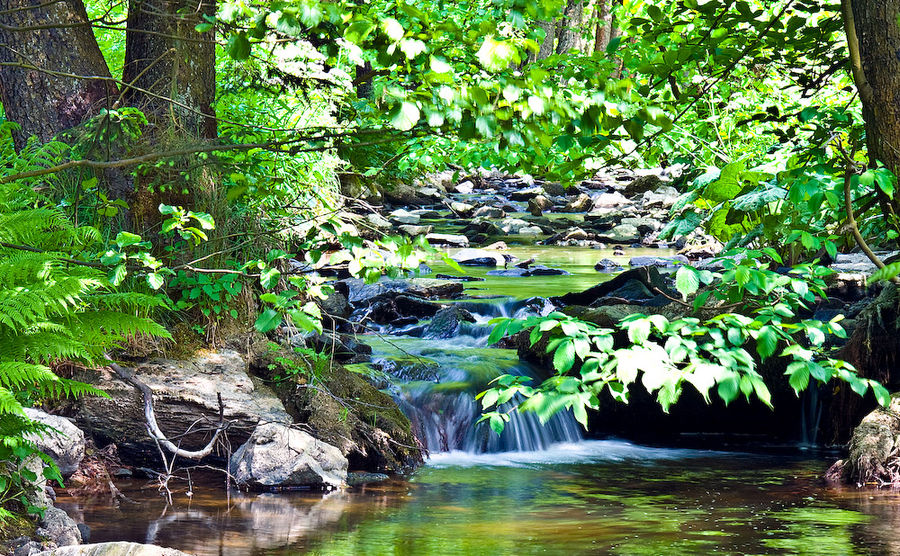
451 248 507 267
230 423 348 489
34 542 192 556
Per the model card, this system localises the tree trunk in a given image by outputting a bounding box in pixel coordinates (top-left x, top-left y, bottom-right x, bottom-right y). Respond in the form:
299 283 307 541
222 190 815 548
122 0 217 139
847 0 900 177
0 0 117 149
556 0 585 54
593 0 614 53
532 20 557 61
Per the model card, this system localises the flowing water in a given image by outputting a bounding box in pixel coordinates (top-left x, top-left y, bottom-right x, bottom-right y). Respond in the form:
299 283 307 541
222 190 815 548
57 246 891 554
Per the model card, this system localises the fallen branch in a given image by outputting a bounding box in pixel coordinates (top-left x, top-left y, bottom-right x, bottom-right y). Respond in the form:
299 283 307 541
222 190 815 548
107 359 229 460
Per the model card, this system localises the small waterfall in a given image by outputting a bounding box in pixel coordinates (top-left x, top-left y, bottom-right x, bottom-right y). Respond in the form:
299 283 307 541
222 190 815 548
368 296 584 455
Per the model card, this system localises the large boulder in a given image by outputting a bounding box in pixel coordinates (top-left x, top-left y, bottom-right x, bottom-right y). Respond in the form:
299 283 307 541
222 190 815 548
527 195 553 216
509 186 545 201
562 193 593 213
387 209 420 225
342 278 463 304
35 543 192 556
423 306 476 339
230 423 348 489
73 350 293 463
24 409 85 478
551 266 672 307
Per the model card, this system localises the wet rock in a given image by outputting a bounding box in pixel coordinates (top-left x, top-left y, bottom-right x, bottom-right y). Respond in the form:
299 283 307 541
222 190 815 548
410 209 441 219
472 206 505 219
629 255 689 268
460 219 504 238
641 186 680 209
596 224 641 244
398 224 434 236
499 218 532 234
434 274 484 282
487 266 570 277
450 201 475 217
453 180 475 194
425 233 469 247
424 306 476 339
73 350 293 463
303 332 373 361
451 248 507 267
365 213 393 231
552 266 671 307
563 227 590 241
620 217 662 234
418 187 443 200
343 278 463 304
23 408 84 478
623 173 663 197
510 187 545 201
590 191 630 209
594 258 623 271
388 209 420 225
562 193 594 213
542 181 567 196
527 195 553 216
831 252 899 274
317 292 351 322
34 543 192 556
604 279 654 302
372 356 441 382
35 505 82 548
230 423 348 489
518 226 544 236
347 472 390 486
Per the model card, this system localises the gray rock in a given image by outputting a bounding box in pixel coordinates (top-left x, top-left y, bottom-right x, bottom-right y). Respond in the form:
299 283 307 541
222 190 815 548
542 181 567 196
24 409 85 478
398 224 433 236
418 187 443 200
641 186 680 209
500 218 535 234
453 180 475 194
517 225 544 236
527 195 553 216
35 542 193 556
425 233 469 247
450 201 475 217
343 278 463 304
36 505 82 548
365 213 392 230
472 206 505 219
563 227 590 241
629 255 689 268
424 306 476 339
562 193 593 212
590 191 630 208
623 173 664 197
347 472 390 486
410 209 441 219
230 423 348 488
594 258 623 271
596 224 641 244
509 187 545 201
451 248 507 267
388 209 420 225
74 351 293 459
620 217 662 234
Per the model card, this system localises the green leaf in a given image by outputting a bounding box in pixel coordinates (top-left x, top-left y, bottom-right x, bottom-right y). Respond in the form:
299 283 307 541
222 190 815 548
189 211 215 230
390 101 420 131
115 231 143 248
109 263 127 286
260 268 281 289
227 32 251 60
488 319 510 345
146 273 164 290
756 326 778 359
871 381 891 407
481 389 499 409
675 266 700 300
787 362 810 393
553 340 576 373
868 261 900 284
254 308 282 333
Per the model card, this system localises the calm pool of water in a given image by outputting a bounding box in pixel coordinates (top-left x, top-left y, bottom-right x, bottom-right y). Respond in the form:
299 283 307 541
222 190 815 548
56 440 900 555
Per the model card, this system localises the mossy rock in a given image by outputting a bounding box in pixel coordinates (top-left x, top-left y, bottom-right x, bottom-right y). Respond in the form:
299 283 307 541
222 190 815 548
250 341 422 474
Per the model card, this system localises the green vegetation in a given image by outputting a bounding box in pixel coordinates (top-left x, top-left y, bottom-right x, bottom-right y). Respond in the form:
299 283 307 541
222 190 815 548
3 0 900 523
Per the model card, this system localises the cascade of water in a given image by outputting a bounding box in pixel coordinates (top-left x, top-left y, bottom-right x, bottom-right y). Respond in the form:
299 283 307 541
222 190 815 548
371 296 584 455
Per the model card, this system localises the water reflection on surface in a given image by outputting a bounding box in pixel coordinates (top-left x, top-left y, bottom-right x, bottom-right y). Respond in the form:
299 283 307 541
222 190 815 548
56 441 900 555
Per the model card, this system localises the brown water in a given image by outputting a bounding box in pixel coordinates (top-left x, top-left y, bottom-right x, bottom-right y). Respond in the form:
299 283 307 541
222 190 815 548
56 442 900 555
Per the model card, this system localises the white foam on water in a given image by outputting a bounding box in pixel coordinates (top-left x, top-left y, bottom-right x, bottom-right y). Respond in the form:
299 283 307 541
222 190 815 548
425 439 721 468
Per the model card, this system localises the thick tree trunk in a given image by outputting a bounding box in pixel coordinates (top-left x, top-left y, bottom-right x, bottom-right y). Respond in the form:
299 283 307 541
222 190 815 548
556 0 585 54
0 0 117 149
848 0 900 176
122 0 217 139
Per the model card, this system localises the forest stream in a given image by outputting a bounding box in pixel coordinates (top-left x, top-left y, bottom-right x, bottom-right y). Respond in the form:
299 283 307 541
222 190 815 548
53 245 900 555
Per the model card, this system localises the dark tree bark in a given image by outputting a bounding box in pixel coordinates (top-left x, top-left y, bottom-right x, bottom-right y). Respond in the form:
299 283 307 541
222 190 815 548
555 0 585 54
0 0 117 149
533 20 557 61
847 0 900 176
593 0 614 53
122 0 217 139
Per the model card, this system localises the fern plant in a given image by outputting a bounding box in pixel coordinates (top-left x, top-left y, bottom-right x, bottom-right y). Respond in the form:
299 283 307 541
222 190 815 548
0 133 170 520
